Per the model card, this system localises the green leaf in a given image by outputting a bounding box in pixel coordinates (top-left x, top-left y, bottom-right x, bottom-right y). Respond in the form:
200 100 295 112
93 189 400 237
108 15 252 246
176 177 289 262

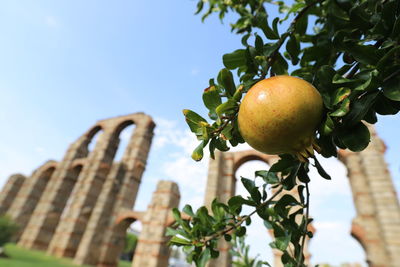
330 98 350 117
344 91 379 126
170 236 192 246
228 195 256 211
241 177 261 204
332 87 351 106
223 49 247 69
320 115 334 135
192 140 207 161
255 35 263 53
272 235 291 251
270 155 297 172
183 204 195 217
255 170 280 185
236 226 246 237
342 43 379 65
202 86 222 119
224 234 232 242
197 248 211 267
295 14 308 35
215 99 238 117
183 109 208 135
172 208 181 222
271 53 288 75
313 156 331 180
282 163 301 190
377 46 400 71
338 122 371 152
217 68 236 97
383 75 400 101
254 12 279 40
286 34 300 65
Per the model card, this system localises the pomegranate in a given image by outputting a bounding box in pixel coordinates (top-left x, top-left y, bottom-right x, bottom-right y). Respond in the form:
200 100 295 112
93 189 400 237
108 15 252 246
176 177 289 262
238 75 323 161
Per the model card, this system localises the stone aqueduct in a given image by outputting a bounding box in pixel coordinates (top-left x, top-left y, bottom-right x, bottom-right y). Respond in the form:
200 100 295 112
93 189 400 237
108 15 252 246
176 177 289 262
0 112 399 267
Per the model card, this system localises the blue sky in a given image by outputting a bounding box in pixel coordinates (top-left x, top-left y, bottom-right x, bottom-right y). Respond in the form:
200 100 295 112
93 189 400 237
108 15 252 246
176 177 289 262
0 1 399 266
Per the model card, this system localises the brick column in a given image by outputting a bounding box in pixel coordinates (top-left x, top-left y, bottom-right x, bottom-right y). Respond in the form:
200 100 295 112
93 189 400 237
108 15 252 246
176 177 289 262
7 161 57 240
340 150 389 266
95 119 155 267
18 134 92 250
47 131 118 258
0 174 26 215
132 181 180 267
358 129 400 266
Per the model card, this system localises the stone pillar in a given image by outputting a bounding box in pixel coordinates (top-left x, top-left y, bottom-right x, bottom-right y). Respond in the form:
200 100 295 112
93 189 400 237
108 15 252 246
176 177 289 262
132 181 180 267
94 118 155 267
340 127 400 267
340 150 390 266
47 131 118 258
7 161 57 240
0 174 26 215
18 132 94 250
361 130 400 266
73 162 125 266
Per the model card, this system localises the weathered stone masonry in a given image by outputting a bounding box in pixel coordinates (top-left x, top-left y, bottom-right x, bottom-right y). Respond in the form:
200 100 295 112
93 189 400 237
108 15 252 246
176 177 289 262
0 113 157 267
1 113 399 267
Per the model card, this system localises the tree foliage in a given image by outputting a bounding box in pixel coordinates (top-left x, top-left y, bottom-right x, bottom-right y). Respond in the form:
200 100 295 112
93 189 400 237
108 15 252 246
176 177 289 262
171 0 400 266
0 215 18 247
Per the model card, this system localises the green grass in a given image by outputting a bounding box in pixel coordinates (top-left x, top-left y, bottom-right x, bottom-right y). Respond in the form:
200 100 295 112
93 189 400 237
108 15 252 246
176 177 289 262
0 243 131 267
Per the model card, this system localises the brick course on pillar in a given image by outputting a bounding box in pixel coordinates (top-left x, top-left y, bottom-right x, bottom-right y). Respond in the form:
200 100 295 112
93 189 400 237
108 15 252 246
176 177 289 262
339 126 400 267
6 160 57 240
13 112 154 261
131 180 180 267
0 174 26 215
48 114 154 259
74 115 155 266
18 135 92 250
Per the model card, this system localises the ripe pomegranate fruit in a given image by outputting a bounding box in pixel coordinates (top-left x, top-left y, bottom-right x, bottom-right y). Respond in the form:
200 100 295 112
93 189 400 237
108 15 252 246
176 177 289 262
238 75 323 161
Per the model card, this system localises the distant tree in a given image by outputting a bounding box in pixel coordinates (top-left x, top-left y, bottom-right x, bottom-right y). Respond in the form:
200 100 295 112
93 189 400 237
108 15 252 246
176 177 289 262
121 232 138 261
0 215 18 257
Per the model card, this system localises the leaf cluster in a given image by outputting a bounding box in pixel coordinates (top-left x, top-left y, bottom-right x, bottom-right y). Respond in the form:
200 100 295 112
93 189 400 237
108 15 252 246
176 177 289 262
177 0 400 266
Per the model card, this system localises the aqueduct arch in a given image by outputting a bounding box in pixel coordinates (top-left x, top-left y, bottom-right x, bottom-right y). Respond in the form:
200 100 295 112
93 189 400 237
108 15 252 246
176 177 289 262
1 113 399 267
0 113 156 267
204 127 400 267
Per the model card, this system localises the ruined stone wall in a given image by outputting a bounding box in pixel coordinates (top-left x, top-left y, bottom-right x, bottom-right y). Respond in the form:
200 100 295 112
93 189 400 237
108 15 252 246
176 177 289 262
6 160 57 240
0 113 155 267
339 128 400 267
74 114 155 267
131 180 180 267
0 174 26 215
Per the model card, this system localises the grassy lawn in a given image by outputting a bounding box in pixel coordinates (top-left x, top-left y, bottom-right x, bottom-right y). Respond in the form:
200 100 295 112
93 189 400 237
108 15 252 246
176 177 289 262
0 243 131 267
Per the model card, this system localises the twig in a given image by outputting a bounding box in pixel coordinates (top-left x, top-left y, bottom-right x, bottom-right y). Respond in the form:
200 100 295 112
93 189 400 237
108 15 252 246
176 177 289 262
296 182 310 267
200 186 284 244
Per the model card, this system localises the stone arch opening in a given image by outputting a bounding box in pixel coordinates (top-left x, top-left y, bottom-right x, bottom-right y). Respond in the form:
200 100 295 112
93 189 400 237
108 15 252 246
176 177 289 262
113 123 136 161
87 125 103 154
116 217 142 263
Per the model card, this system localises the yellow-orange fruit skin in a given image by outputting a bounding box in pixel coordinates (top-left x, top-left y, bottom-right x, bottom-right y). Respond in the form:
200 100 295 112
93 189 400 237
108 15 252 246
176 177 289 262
238 75 323 155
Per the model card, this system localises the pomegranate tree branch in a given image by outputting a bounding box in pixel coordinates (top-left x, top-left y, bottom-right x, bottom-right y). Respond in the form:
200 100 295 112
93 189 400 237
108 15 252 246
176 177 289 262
200 186 284 244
